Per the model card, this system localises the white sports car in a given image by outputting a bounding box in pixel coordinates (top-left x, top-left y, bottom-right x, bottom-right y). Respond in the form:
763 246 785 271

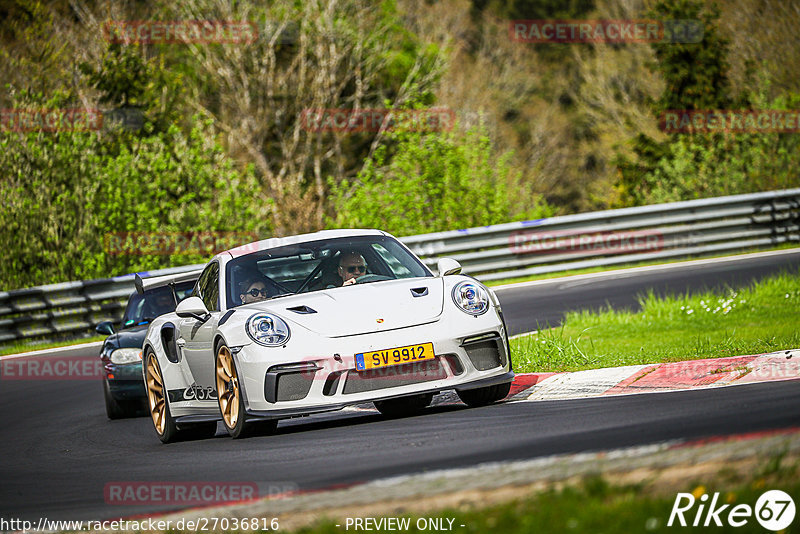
141 229 513 442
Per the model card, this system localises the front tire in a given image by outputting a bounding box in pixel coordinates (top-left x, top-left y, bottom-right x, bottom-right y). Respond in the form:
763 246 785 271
103 378 132 419
374 393 433 417
215 342 252 439
456 382 511 407
145 352 180 443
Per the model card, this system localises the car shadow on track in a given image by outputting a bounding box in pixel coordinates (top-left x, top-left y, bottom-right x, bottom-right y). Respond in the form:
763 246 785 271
201 403 471 440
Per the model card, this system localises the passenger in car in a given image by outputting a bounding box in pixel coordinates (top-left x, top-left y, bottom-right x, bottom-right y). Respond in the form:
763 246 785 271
239 277 271 304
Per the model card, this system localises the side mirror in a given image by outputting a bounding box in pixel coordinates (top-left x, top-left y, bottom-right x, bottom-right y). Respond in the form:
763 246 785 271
95 321 115 336
176 296 210 322
436 257 462 277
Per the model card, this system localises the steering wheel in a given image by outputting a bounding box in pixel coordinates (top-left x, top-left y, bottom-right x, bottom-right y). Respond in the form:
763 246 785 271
354 274 393 284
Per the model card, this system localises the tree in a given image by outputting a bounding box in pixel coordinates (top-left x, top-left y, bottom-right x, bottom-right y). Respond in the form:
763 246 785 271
0 109 265 289
615 0 736 206
647 0 733 113
329 117 553 236
168 0 444 233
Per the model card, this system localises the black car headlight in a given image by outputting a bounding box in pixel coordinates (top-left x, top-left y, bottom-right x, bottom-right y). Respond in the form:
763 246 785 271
246 313 291 346
452 281 490 316
109 348 143 365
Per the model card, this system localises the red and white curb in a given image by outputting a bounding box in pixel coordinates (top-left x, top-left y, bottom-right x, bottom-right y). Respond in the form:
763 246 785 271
344 350 798 413
510 350 799 402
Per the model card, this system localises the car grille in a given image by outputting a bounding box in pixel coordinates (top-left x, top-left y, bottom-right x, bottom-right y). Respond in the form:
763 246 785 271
264 363 318 403
342 358 446 394
462 334 507 371
274 372 314 402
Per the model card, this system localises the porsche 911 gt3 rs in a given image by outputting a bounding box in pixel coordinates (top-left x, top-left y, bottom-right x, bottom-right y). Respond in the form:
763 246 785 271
141 229 513 442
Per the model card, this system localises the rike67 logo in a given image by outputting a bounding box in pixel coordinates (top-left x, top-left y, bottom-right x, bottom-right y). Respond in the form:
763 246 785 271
668 489 795 531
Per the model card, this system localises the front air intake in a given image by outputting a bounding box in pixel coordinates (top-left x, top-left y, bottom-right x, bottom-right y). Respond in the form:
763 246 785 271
342 358 446 394
264 362 319 403
461 333 507 371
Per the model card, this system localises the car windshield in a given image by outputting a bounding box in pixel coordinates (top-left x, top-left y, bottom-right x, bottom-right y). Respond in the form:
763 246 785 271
225 235 431 308
121 281 195 328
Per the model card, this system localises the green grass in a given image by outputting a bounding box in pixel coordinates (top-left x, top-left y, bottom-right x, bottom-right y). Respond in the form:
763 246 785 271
511 270 800 373
290 455 799 534
0 335 104 357
485 244 800 287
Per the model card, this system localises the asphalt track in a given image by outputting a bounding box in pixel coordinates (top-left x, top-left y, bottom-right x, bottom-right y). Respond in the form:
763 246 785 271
1 250 799 522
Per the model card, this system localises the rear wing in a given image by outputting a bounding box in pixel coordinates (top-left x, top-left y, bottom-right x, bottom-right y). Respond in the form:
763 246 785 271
134 269 203 296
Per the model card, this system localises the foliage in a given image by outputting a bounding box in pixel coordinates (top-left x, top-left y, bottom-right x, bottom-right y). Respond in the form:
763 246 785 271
613 0 800 206
1 0 800 291
642 132 800 204
329 118 554 236
617 89 800 206
79 45 186 134
647 0 734 113
0 115 265 289
471 0 595 19
163 0 445 233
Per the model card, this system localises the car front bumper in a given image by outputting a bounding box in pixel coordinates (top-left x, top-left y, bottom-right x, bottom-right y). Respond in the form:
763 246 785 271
235 311 513 415
105 362 146 400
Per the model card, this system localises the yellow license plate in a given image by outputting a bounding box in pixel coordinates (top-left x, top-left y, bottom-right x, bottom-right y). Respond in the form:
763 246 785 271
355 342 435 371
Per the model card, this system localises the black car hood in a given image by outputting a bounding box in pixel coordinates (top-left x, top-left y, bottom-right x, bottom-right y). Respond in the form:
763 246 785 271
104 324 149 351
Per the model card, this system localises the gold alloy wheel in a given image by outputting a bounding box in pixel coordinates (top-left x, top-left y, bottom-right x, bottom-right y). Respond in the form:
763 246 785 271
145 353 166 435
216 345 240 429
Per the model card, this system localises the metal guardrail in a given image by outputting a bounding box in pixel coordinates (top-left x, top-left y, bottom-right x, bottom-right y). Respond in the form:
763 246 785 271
402 188 800 280
0 264 203 344
1 189 799 345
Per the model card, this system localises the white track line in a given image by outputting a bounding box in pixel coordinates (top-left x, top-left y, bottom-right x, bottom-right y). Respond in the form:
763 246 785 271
0 341 103 361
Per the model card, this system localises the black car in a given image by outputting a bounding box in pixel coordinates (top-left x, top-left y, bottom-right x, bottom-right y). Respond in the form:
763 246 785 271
96 279 196 419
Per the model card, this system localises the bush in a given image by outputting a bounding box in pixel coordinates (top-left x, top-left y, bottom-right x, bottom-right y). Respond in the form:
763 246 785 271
642 131 800 204
618 91 800 205
329 119 554 236
0 119 267 290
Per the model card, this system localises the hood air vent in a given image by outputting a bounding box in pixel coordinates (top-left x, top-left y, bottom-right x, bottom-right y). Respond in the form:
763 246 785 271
287 305 317 314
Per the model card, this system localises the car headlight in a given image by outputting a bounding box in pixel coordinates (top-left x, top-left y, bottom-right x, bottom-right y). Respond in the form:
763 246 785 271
246 313 291 346
452 281 490 316
110 348 143 365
